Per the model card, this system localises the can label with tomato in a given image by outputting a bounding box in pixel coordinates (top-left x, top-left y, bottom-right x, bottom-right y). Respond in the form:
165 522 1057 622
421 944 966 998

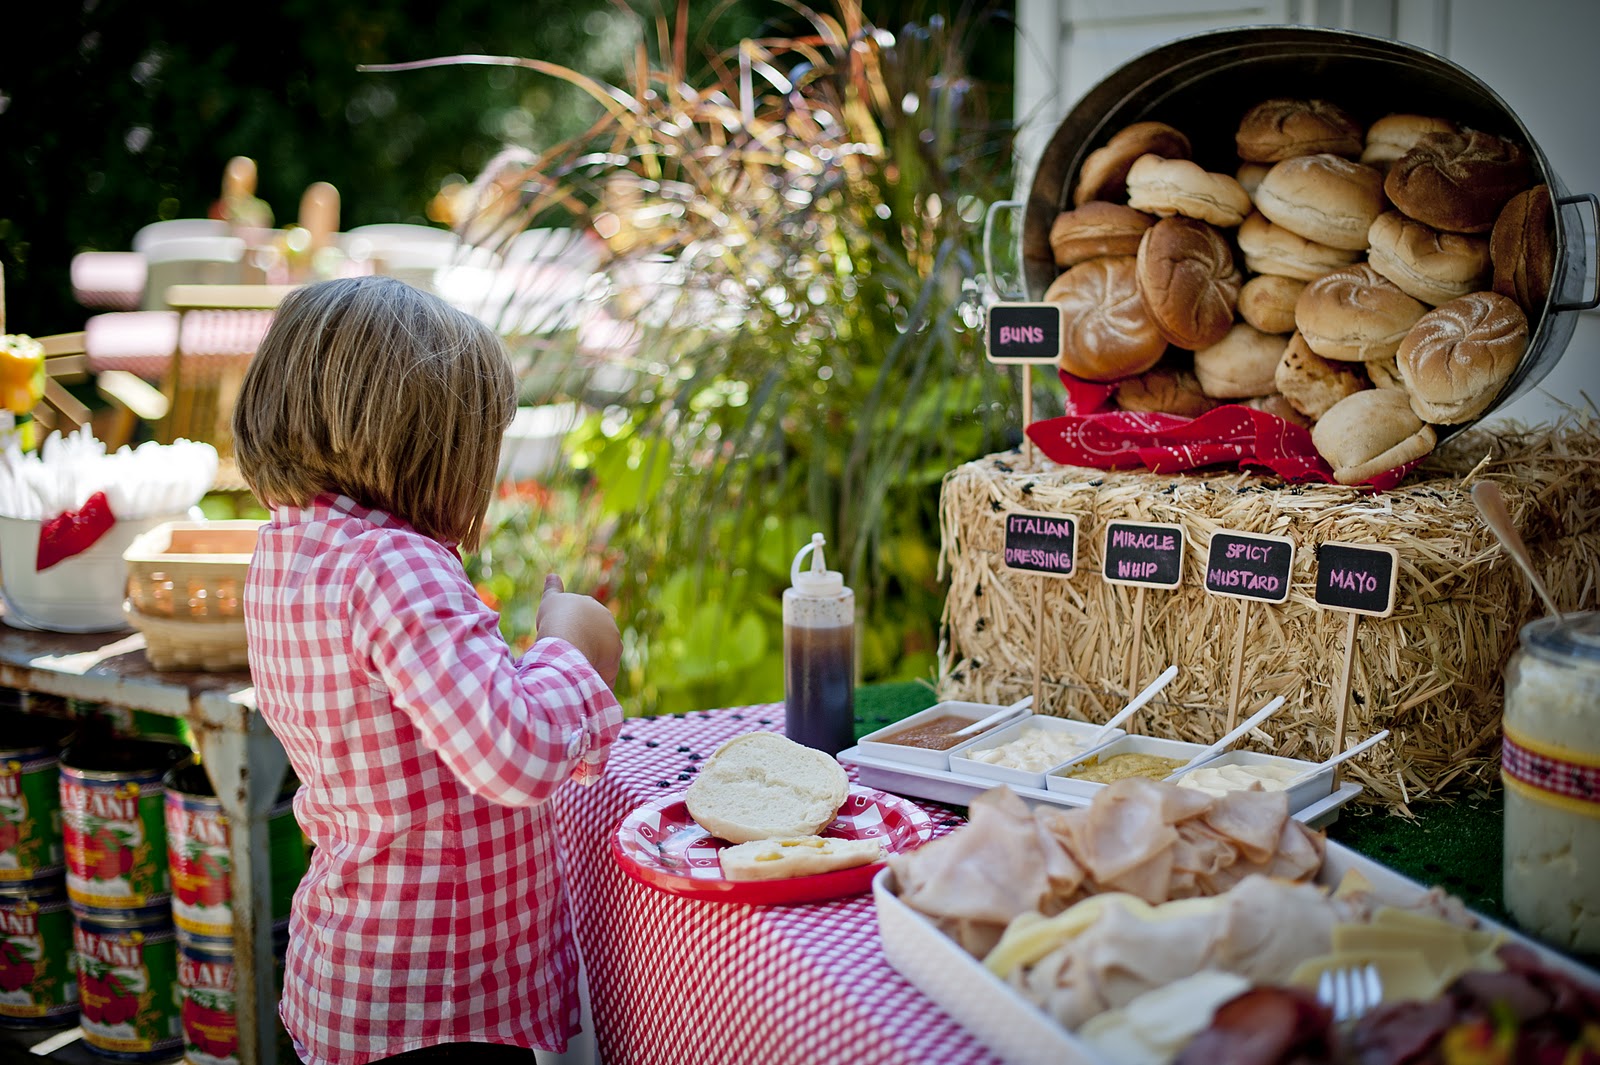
164 763 304 938
0 887 78 1027
73 911 182 1060
0 712 74 889
61 741 189 916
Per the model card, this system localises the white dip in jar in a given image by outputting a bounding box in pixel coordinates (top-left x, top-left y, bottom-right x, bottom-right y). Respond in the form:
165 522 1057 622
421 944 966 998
1502 610 1600 955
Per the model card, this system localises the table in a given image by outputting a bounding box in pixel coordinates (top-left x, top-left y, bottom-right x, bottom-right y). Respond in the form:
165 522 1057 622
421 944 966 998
551 685 1532 1065
0 619 288 1065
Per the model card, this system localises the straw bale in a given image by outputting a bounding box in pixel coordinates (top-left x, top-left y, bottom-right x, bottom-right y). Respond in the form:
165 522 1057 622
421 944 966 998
936 411 1600 809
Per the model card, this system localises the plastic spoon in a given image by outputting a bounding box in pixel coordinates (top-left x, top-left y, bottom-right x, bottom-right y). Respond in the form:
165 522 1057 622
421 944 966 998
1472 481 1564 621
1283 730 1392 790
1088 665 1180 750
951 695 1034 737
1165 695 1288 780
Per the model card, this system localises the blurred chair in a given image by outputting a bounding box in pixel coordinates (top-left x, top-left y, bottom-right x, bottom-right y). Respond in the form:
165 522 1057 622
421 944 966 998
157 283 294 491
28 331 168 450
141 237 247 310
70 251 147 311
131 218 232 254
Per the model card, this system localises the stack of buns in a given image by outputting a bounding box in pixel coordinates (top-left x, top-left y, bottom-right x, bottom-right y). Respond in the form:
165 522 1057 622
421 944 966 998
1049 97 1551 485
683 731 887 881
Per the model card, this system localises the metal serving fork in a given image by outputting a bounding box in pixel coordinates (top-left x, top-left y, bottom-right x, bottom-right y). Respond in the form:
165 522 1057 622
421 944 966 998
1317 963 1385 1023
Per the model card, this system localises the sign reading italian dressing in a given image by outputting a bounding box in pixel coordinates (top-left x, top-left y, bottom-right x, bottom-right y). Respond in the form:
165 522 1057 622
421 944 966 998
1102 521 1185 589
1204 530 1295 604
985 303 1065 364
1315 541 1399 617
1002 512 1077 578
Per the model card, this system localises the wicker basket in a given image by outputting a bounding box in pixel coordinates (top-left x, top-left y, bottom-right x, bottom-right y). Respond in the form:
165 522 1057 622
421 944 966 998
123 519 263 671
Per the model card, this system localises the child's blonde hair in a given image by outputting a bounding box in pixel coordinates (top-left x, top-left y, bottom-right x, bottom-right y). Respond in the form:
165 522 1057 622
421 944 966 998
233 276 515 548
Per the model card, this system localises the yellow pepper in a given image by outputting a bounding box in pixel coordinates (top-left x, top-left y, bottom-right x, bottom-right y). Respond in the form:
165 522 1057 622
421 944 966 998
0 334 46 416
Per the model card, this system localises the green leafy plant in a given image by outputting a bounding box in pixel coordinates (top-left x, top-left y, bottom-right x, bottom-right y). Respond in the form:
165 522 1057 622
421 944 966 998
406 1 1020 713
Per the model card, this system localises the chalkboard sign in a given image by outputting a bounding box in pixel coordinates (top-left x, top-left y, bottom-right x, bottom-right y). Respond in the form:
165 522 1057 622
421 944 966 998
1204 530 1295 604
1315 541 1399 618
986 303 1065 365
1102 521 1185 589
1002 511 1078 578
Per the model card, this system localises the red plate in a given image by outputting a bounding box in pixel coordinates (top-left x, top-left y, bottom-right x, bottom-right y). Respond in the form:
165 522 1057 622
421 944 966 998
611 785 934 905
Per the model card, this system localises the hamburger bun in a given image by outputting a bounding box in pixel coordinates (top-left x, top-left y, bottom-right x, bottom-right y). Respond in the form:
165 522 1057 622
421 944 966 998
1366 210 1492 306
1126 155 1252 228
1114 363 1219 417
1049 202 1156 268
1384 130 1534 234
1295 262 1427 361
1274 331 1371 418
1490 184 1556 317
1397 291 1528 424
1360 114 1458 170
1236 98 1363 163
1238 274 1306 334
1235 162 1271 197
1242 392 1312 427
1074 121 1193 207
718 835 885 882
1193 323 1287 399
1135 216 1242 350
1236 212 1362 281
1253 154 1385 250
1312 389 1437 485
684 732 849 844
1044 256 1168 382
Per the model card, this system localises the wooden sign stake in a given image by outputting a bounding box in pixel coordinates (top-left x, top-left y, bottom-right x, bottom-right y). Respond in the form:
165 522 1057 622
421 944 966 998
1032 576 1046 711
1124 586 1147 693
1001 510 1079 718
1315 541 1400 785
1022 363 1034 467
1227 599 1251 733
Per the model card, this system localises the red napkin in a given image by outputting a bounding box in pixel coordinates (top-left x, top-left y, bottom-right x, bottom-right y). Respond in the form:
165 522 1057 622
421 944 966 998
36 490 117 571
1027 370 1420 490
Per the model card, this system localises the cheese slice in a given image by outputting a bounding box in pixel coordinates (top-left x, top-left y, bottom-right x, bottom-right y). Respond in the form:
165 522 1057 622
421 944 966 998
1288 949 1442 1003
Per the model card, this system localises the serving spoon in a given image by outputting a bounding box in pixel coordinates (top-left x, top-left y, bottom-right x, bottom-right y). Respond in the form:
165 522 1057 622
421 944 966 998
1165 694 1288 781
1087 664 1180 750
1472 481 1564 621
952 695 1034 737
1282 729 1392 790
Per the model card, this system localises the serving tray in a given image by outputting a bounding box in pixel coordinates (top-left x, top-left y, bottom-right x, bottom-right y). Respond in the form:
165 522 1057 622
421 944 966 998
836 744 1362 830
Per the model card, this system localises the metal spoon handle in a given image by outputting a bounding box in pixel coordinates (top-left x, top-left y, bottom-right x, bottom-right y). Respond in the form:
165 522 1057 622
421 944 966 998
1472 481 1564 620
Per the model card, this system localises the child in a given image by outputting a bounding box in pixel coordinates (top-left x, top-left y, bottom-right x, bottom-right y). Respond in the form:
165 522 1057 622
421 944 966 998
233 275 623 1065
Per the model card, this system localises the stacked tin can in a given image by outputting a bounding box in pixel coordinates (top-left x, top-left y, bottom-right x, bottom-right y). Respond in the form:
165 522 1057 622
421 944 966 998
59 735 191 1060
164 761 305 1065
0 706 78 1029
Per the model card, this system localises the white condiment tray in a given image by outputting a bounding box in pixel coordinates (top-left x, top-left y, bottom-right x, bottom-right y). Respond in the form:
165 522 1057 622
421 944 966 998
949 716 1126 790
855 701 1026 771
837 743 1361 829
873 842 1600 1065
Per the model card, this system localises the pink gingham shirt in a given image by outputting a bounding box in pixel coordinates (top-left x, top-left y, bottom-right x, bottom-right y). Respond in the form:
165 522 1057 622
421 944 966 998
244 494 622 1065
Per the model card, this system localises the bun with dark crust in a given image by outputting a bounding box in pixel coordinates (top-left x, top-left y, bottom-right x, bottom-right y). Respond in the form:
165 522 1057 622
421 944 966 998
1044 256 1169 382
1236 98 1363 163
1384 130 1533 234
1135 216 1242 350
1489 184 1556 318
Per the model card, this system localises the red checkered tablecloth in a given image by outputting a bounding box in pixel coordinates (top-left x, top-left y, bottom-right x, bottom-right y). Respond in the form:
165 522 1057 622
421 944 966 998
552 704 1000 1065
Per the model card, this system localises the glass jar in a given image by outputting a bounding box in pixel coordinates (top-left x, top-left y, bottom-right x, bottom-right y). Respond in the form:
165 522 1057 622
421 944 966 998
1501 610 1600 954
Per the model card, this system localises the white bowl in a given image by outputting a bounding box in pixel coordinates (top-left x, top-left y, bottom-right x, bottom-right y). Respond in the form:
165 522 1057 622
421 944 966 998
855 701 1018 772
1167 749 1333 813
0 513 186 633
949 716 1126 790
1044 734 1217 800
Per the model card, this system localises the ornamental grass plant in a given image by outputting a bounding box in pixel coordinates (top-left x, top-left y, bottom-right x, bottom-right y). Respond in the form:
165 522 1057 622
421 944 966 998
384 1 1021 714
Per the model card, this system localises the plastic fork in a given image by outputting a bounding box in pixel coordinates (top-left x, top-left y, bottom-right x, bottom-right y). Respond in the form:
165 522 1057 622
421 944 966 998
1317 963 1384 1023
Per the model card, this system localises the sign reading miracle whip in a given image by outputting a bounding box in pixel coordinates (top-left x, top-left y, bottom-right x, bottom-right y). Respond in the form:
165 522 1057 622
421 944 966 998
1102 521 1185 590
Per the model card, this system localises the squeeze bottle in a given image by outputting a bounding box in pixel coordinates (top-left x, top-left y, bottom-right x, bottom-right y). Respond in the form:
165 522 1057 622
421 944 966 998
784 533 855 756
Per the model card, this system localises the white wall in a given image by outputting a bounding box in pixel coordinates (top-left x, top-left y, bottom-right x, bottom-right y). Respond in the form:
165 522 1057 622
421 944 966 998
1014 0 1600 428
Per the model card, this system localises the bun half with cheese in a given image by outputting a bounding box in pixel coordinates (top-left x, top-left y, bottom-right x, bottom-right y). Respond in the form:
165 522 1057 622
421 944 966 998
718 835 886 881
685 732 850 844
